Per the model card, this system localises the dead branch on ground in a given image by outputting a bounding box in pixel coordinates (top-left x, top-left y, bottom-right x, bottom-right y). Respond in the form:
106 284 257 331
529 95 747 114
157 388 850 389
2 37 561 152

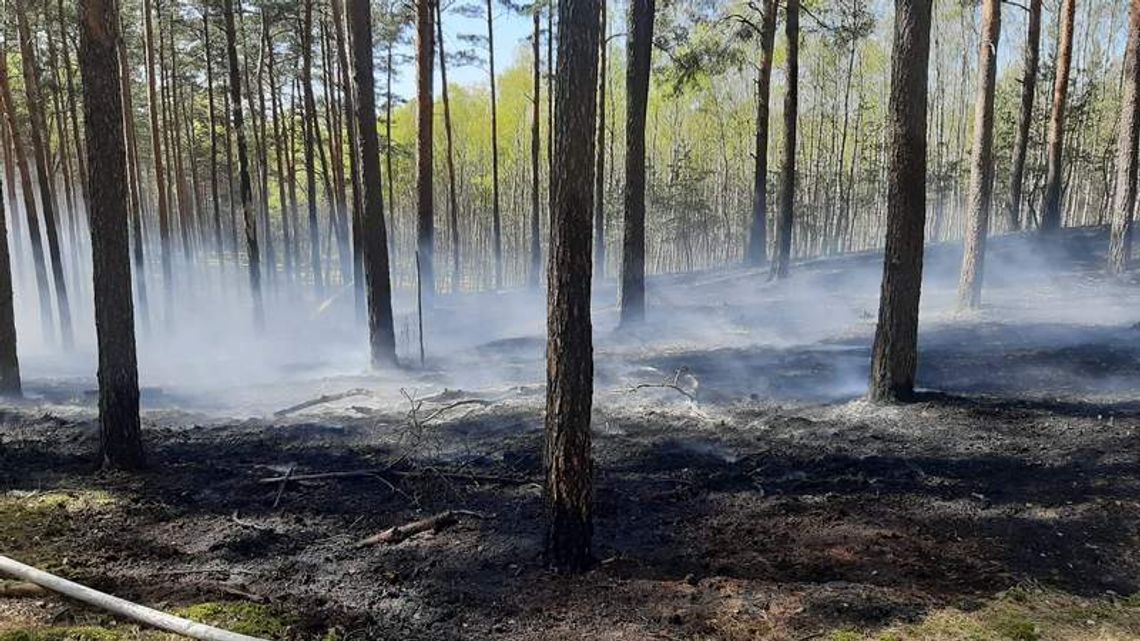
356 510 493 546
273 389 370 417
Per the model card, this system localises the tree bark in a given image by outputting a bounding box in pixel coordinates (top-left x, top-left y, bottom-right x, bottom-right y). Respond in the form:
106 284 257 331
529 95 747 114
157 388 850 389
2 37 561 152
223 0 264 326
770 0 798 280
1006 0 1041 232
144 0 174 319
1040 0 1076 234
956 0 1001 309
619 0 654 327
746 0 777 266
416 0 436 297
15 0 74 348
868 0 931 403
301 0 324 293
347 0 399 368
1109 0 1140 274
79 0 145 469
545 0 599 574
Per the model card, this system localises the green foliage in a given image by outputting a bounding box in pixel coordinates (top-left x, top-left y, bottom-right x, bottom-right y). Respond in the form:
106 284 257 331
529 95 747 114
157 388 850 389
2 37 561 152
175 602 295 638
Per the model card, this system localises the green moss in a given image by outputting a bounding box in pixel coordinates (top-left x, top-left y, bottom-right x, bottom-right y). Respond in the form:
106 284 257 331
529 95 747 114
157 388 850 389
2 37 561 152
988 613 1039 641
0 626 126 641
830 631 864 641
175 602 293 638
0 491 118 565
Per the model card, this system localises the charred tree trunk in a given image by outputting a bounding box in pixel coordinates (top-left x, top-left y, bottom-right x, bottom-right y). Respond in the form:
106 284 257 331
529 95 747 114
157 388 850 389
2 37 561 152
79 0 145 470
956 0 1001 309
416 0 436 297
746 0 777 266
347 0 399 367
436 1 461 292
223 0 264 325
868 0 931 403
545 0 599 574
1109 0 1140 274
1006 0 1041 232
1040 0 1075 234
15 0 74 348
619 0 654 327
769 0 798 280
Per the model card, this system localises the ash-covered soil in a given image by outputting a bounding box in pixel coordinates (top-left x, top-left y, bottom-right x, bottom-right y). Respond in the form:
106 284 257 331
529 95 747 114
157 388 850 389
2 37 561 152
2 227 1139 640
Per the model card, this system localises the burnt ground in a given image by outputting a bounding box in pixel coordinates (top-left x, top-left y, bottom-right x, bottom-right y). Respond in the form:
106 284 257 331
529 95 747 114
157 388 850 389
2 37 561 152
2 227 1140 640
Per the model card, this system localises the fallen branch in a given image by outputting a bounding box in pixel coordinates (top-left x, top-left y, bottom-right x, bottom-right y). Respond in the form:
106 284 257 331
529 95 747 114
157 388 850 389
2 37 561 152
271 465 294 509
257 468 532 486
0 555 271 641
419 399 493 424
628 382 697 401
356 510 492 546
0 580 46 597
273 389 369 417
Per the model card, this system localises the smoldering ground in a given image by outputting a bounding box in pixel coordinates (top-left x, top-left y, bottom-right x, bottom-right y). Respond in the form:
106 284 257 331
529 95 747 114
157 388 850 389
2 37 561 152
2 226 1140 640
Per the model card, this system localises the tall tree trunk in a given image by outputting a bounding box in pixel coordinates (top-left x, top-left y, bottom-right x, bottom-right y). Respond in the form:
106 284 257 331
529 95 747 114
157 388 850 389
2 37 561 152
331 0 365 309
1109 0 1140 274
436 1 461 292
1006 0 1041 232
205 7 225 262
0 52 55 339
223 0 264 325
144 0 174 319
266 17 293 280
386 40 395 241
302 0 324 293
79 0 144 469
533 6 545 287
619 0 654 327
416 0 436 297
15 0 74 348
956 0 1001 309
746 0 777 266
347 0 399 367
1040 0 1075 234
868 0 931 403
770 0 798 280
487 0 503 288
545 0 599 574
117 9 149 325
0 128 18 397
592 2 611 277
60 0 89 216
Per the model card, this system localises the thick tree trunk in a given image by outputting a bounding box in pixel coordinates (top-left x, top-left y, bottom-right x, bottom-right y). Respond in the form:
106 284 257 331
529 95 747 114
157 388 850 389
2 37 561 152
1040 0 1076 234
436 1 461 292
1109 0 1140 274
868 0 931 403
223 0 264 325
545 0 599 574
487 0 503 288
416 0 436 297
746 0 777 266
15 0 74 348
346 0 399 368
591 2 605 279
0 52 54 340
619 0 654 327
956 0 1001 309
1006 0 1041 232
79 0 145 470
770 0 798 280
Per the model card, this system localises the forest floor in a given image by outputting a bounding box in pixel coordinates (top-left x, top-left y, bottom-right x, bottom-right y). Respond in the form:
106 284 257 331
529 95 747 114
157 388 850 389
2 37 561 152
2 227 1140 641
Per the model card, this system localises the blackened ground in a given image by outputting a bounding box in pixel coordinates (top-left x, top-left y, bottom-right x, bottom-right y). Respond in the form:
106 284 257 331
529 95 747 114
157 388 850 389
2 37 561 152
1 227 1139 640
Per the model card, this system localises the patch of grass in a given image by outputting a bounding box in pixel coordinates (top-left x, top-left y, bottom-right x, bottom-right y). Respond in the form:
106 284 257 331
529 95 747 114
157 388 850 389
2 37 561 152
830 631 864 641
0 626 126 641
175 602 294 638
0 491 117 566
